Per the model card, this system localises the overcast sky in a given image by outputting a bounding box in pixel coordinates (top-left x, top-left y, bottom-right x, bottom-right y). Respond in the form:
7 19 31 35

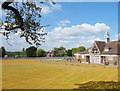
0 2 118 52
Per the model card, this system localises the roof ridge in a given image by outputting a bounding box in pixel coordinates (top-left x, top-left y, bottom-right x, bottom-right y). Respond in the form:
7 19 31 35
107 41 118 43
95 41 106 43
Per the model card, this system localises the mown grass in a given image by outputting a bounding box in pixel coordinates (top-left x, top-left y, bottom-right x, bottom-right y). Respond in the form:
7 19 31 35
2 59 118 89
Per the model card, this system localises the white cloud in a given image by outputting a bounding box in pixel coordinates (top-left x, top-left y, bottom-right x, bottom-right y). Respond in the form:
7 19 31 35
60 40 69 43
57 20 71 26
39 23 110 50
0 6 2 15
0 2 6 16
41 5 52 14
46 23 110 40
1 34 30 52
41 4 62 14
0 23 111 51
76 36 103 48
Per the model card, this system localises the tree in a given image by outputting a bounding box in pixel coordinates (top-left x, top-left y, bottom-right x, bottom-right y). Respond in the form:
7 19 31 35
26 46 37 57
54 46 66 51
21 48 26 57
16 51 20 55
72 46 86 56
0 47 6 57
67 49 72 56
36 49 46 57
77 46 86 52
1 0 55 46
72 48 77 56
58 51 65 57
53 46 66 57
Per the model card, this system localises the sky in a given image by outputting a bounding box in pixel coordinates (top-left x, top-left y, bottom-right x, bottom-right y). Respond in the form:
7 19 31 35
0 1 118 52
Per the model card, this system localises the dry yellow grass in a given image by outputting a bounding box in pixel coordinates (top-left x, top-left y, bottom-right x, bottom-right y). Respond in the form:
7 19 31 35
2 59 118 89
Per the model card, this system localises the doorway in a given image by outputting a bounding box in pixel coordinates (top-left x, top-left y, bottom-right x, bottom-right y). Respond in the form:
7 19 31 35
101 56 106 63
86 56 90 62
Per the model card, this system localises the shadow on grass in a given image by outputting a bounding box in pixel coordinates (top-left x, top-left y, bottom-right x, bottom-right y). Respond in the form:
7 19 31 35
74 81 120 90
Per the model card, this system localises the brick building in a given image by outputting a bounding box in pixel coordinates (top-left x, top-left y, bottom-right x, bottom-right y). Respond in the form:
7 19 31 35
74 32 120 65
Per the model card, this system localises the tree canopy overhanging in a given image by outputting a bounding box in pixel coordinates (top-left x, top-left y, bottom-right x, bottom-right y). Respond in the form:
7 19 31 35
0 0 55 46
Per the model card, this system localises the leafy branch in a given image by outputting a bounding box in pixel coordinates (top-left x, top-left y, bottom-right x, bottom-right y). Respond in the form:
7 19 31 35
1 0 55 46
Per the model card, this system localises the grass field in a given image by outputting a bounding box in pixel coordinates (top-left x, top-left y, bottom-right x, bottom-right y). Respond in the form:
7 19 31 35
2 59 118 89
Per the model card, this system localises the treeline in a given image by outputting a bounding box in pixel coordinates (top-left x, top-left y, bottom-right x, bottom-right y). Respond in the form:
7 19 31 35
51 46 86 57
0 46 46 57
21 46 86 57
52 46 71 57
72 46 86 56
0 46 86 57
21 46 46 57
0 46 21 57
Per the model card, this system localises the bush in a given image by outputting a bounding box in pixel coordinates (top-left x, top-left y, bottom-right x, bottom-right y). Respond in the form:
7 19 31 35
36 49 46 57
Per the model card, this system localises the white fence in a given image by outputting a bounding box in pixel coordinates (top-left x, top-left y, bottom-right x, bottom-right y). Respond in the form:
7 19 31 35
1 57 74 61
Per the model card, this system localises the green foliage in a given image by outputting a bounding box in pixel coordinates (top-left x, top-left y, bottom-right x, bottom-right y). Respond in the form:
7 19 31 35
53 46 66 57
36 49 46 57
26 46 37 57
53 51 67 57
53 46 85 57
66 50 72 56
72 48 77 56
16 51 21 55
54 46 66 51
77 46 86 52
58 51 65 57
2 1 47 46
21 48 27 57
72 46 86 56
53 54 59 57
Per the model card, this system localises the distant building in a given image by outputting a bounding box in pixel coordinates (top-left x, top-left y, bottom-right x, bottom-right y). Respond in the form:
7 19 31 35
6 51 21 57
46 50 66 57
74 31 120 65
46 50 54 57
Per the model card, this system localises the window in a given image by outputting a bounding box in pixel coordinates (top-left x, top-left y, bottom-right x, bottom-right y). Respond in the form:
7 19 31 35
82 55 84 58
104 47 109 51
104 47 111 52
92 48 98 54
109 56 113 60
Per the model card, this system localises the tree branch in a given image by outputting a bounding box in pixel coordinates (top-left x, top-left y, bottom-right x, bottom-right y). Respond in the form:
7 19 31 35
2 0 24 31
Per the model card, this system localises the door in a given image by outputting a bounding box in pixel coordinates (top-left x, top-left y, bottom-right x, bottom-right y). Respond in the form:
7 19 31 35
91 56 100 63
101 56 106 63
86 56 90 62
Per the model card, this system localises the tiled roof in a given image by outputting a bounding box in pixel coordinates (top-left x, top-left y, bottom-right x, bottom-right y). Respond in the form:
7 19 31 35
76 41 120 55
102 41 119 55
95 41 106 53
